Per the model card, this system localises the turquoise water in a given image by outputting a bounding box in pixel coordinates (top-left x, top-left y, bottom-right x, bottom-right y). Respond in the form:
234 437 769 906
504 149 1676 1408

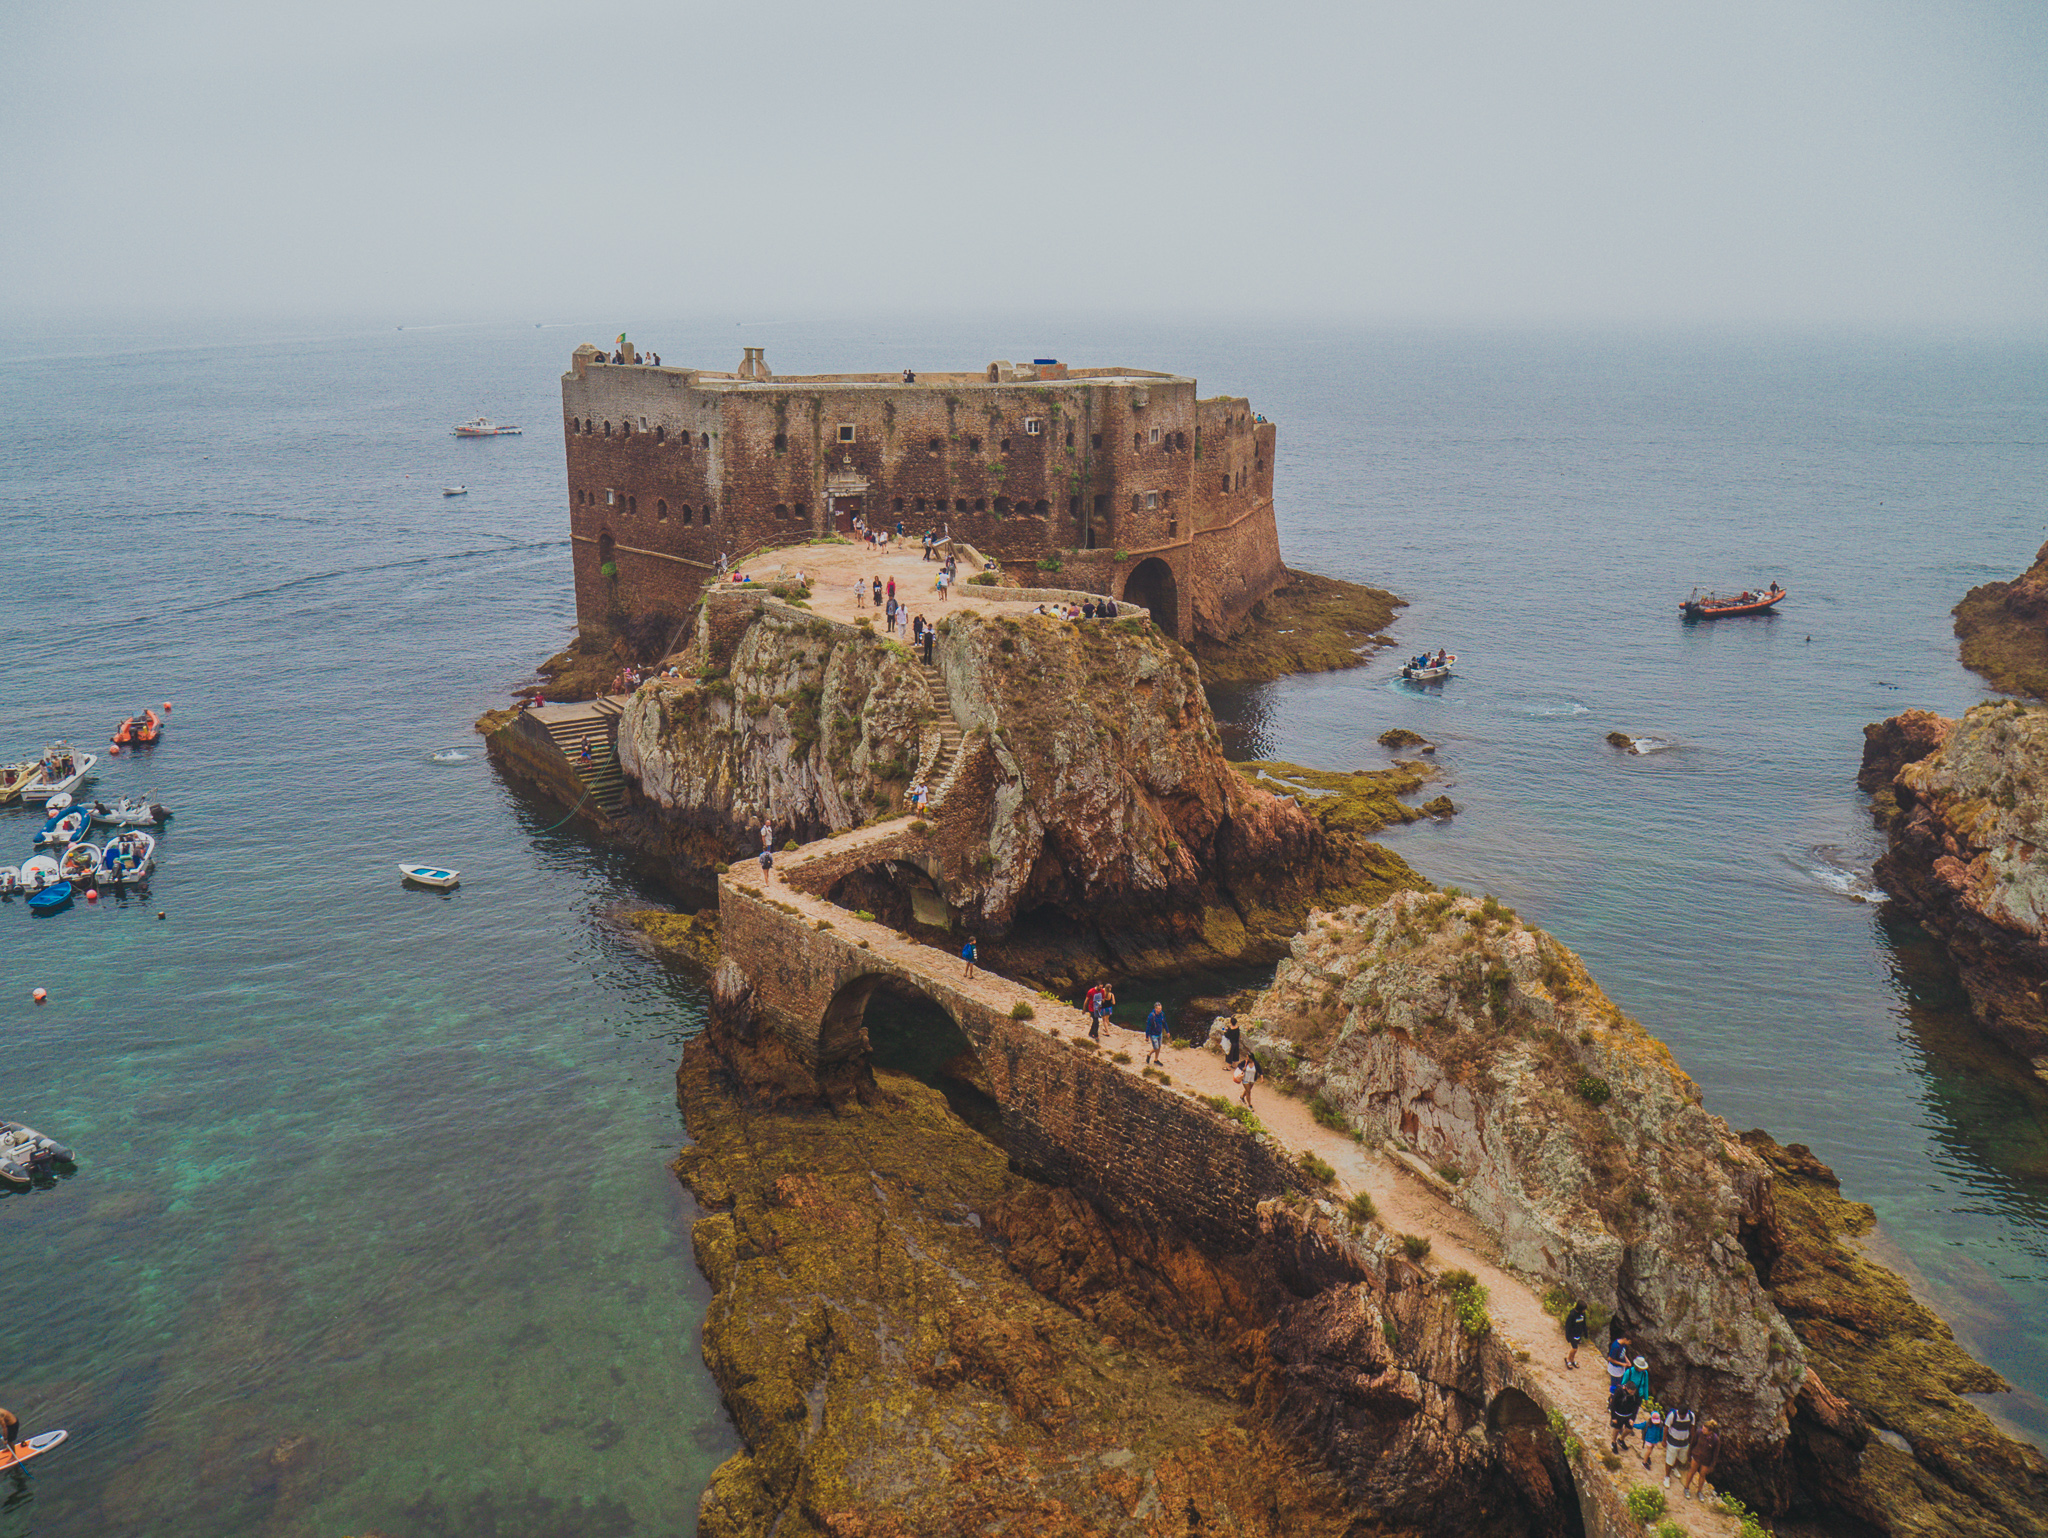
2 319 2044 1538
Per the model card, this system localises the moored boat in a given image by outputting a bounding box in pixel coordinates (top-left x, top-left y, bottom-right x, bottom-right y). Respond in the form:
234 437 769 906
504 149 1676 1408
442 485 469 496
0 762 35 805
0 867 19 895
1682 582 1786 620
399 862 460 889
26 880 73 913
18 745 96 803
59 843 101 885
0 1120 75 1186
451 417 521 437
90 795 172 828
18 855 61 893
33 804 92 848
99 830 156 885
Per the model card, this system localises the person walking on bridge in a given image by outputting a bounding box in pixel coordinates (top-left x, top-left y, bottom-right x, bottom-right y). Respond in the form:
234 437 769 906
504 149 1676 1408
961 935 977 980
1144 1003 1166 1065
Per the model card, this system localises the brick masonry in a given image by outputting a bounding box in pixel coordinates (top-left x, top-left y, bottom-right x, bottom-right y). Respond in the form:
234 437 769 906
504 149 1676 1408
562 347 1286 644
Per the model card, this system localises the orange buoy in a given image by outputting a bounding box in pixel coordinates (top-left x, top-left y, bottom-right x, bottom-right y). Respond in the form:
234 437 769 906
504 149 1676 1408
85 889 98 904
109 744 121 756
32 988 46 1004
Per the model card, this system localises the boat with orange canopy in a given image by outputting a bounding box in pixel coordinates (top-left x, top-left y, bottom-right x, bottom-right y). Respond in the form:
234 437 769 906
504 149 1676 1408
1681 583 1786 620
111 707 163 749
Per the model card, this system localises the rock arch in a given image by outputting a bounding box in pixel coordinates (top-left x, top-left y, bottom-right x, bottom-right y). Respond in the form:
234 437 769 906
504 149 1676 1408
1123 557 1179 638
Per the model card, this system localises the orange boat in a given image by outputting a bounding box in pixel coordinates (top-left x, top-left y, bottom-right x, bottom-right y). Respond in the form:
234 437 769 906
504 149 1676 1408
111 708 162 749
1681 583 1786 620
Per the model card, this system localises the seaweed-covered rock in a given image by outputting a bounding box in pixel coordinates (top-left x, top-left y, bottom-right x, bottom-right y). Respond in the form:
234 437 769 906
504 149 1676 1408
1234 890 1804 1452
1956 539 2048 699
1186 568 1403 686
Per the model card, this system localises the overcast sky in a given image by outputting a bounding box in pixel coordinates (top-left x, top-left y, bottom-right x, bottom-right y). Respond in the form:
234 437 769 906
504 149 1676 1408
4 0 2044 326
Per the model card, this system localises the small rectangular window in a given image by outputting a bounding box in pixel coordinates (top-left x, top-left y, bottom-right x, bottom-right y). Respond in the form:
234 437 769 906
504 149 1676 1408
1148 427 1160 445
774 433 788 453
1001 438 1011 453
967 436 981 453
639 416 648 431
1143 491 1158 510
837 424 855 443
606 489 616 505
1091 433 1101 450
1024 418 1043 436
1168 517 1178 537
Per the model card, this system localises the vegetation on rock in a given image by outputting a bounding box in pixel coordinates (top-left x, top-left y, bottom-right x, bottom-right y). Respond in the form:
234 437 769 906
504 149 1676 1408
1186 568 1403 686
1955 539 2048 698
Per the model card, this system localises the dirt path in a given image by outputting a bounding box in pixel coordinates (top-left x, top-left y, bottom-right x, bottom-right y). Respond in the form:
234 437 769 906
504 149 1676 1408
730 842 1742 1533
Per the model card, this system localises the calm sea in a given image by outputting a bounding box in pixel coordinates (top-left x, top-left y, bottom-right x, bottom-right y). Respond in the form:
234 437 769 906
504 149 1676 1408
0 316 2042 1536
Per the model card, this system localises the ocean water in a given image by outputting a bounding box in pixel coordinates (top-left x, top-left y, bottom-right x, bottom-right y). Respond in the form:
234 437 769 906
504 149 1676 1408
0 318 2043 1537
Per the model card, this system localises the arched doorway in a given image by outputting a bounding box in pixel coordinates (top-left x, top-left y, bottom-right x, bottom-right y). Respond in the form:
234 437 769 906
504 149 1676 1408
1122 556 1178 638
818 973 999 1142
597 530 616 573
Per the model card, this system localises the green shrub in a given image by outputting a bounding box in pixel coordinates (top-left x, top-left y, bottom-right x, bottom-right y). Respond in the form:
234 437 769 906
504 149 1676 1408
1626 1487 1667 1524
1072 1036 1098 1051
1717 1494 1770 1538
714 862 731 874
1308 1093 1351 1133
1653 1521 1686 1538
1441 1269 1491 1337
1010 1001 1035 1021
1541 1286 1573 1319
1575 1075 1612 1106
969 572 999 586
1299 1151 1336 1184
1600 1451 1622 1471
1111 1050 1133 1064
1436 1163 1465 1185
909 819 929 835
1346 1191 1377 1224
1381 1317 1399 1347
1035 556 1062 572
854 909 877 923
1400 1234 1432 1261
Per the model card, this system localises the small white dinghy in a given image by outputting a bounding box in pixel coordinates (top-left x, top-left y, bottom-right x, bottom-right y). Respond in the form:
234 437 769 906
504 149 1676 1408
100 829 156 886
442 485 468 496
19 855 62 893
399 862 460 890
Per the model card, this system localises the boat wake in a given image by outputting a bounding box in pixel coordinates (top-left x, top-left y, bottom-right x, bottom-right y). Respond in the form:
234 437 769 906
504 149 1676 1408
1798 845 1887 905
1625 736 1674 755
1520 699 1591 719
429 750 471 763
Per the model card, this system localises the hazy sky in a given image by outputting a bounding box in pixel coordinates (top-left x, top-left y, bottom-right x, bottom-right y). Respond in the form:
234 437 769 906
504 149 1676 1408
5 0 2045 325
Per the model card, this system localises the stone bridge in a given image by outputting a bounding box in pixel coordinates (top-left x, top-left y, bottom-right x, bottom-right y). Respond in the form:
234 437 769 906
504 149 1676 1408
710 820 1745 1538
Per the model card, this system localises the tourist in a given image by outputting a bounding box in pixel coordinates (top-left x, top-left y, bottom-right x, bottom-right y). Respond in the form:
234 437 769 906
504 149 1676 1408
872 576 883 607
1083 983 1105 1039
1662 1401 1696 1490
1634 1407 1665 1473
1082 600 1096 620
1621 1354 1650 1403
921 623 935 665
1682 1419 1721 1501
1609 1383 1642 1454
853 576 865 606
1564 1300 1588 1369
1237 1049 1259 1106
1144 1002 1166 1064
902 368 915 383
1606 1332 1632 1398
758 846 774 882
1220 1015 1243 1065
578 742 593 765
936 571 949 600
961 935 978 980
887 576 896 602
895 518 905 537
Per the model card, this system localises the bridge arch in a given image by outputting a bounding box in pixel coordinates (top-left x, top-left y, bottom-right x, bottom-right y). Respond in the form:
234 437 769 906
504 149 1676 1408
818 970 1000 1138
1122 556 1178 638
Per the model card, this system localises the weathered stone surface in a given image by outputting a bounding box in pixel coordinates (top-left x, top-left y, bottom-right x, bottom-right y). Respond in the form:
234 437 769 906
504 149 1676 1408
1747 1131 2048 1537
1857 706 1952 796
1233 890 1804 1452
1869 702 2048 1081
1955 539 2048 699
1185 567 1404 686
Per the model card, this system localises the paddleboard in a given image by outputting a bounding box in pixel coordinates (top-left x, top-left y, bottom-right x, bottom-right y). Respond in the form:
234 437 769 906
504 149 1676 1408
2 1430 67 1467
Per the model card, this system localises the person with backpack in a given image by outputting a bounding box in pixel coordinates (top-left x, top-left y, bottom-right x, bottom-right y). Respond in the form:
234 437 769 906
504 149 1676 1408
1606 1332 1632 1399
1662 1402 1696 1490
961 935 977 980
1634 1407 1666 1473
1082 984 1104 1039
1563 1300 1588 1370
1608 1383 1641 1454
1144 1003 1167 1065
1091 984 1115 1041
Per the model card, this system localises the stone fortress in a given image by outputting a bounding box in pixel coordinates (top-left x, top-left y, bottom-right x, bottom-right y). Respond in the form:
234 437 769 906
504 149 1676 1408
561 342 1287 642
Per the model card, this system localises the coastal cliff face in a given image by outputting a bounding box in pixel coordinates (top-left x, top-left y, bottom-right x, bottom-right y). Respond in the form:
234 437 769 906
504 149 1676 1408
676 1009 1587 1538
1233 890 1804 1451
1865 702 2048 1081
620 598 1422 985
1955 539 2048 699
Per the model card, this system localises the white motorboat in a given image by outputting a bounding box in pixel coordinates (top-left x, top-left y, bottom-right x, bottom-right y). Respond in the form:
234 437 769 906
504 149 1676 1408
1400 653 1457 682
0 867 18 895
19 746 96 803
442 485 469 496
398 862 460 889
451 418 521 437
99 830 156 886
33 804 92 848
58 843 101 885
18 855 62 893
90 795 172 828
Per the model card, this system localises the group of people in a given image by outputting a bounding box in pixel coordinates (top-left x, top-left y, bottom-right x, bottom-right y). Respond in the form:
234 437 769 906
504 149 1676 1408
1218 1016 1260 1105
1407 648 1449 670
608 349 662 366
1069 984 1170 1066
1030 598 1123 622
1561 1309 1721 1500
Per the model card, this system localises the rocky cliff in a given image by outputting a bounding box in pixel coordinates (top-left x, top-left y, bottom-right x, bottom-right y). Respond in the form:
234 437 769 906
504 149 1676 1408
1232 890 1804 1451
1865 702 2048 1082
1955 539 2048 699
620 596 1425 986
676 1005 1589 1538
1225 887 2048 1533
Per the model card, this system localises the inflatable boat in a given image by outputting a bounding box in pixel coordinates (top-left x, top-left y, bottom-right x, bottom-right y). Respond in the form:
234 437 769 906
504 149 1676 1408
0 1122 75 1186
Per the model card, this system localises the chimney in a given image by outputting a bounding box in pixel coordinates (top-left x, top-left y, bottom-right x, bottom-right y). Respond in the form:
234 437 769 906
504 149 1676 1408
737 347 772 381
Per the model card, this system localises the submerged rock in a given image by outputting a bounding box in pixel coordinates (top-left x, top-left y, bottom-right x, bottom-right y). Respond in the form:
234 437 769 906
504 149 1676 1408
1867 702 2048 1081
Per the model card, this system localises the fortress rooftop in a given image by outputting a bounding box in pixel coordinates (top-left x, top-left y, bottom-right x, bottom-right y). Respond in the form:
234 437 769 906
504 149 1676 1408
570 344 1191 391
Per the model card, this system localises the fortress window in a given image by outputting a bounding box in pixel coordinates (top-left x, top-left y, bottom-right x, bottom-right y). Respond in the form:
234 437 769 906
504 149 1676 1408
1130 493 1139 513
1066 430 1074 448
1176 431 1186 450
837 424 855 443
974 498 987 512
1133 433 1142 450
994 497 1010 514
1144 492 1158 511
793 502 806 521
606 489 617 505
1220 474 1231 493
681 504 693 524
1149 428 1161 445
967 436 981 453
1169 517 1178 537
1024 418 1043 436
1091 433 1101 449
703 503 713 525
1033 500 1048 516
604 422 612 437
954 498 967 513
1069 495 1079 517
1256 457 1264 471
928 438 942 453
775 503 789 520
627 495 637 516
655 499 667 521
655 426 665 444
1001 438 1011 454
639 416 648 432
893 498 904 513
774 433 787 453
622 421 632 437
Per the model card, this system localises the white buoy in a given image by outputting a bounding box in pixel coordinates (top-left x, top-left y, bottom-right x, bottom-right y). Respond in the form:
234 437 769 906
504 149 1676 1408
32 988 46 1004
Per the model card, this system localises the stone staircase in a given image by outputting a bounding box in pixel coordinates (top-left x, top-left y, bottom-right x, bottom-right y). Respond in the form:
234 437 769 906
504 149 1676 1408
538 696 629 815
915 660 968 807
